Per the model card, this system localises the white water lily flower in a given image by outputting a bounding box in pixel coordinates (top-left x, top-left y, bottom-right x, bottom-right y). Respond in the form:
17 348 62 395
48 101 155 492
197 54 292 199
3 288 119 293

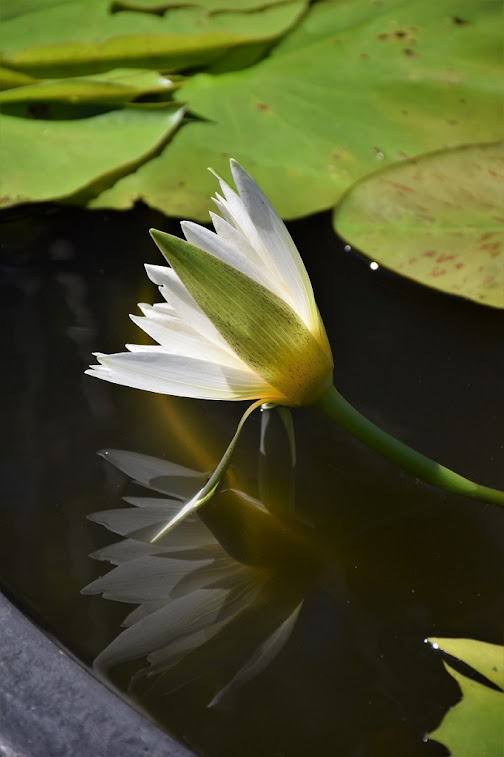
86 161 504 515
86 160 333 407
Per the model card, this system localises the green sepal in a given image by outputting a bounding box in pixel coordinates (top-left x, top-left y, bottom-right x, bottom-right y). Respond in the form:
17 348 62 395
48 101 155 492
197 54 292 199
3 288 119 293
149 228 332 404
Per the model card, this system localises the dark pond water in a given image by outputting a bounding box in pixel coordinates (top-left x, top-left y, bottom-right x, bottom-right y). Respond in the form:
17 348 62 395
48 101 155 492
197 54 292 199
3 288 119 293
1 203 503 757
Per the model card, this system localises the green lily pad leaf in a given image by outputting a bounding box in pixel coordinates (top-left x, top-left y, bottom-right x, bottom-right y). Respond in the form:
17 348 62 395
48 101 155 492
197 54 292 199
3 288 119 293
427 637 504 757
0 0 73 22
0 106 183 208
90 0 504 220
0 68 175 104
335 142 504 308
0 0 306 78
115 0 291 11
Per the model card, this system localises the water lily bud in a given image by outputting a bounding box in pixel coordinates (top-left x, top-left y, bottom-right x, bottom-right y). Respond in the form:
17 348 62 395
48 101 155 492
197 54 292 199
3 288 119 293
87 160 333 407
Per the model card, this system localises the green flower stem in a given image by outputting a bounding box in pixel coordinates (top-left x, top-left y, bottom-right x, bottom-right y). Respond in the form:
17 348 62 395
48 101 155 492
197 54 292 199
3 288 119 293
315 385 504 507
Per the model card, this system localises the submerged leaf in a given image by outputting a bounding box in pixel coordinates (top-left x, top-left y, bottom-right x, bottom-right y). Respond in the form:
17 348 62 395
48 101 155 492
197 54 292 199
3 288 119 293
335 142 504 308
427 637 504 756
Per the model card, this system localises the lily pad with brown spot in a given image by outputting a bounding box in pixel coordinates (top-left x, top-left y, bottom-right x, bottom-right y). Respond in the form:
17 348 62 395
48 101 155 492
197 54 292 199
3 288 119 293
90 0 504 221
334 142 504 308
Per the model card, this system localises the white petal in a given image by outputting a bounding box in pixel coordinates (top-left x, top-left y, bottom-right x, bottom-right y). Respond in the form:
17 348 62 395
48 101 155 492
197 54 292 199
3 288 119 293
145 264 232 352
86 351 272 400
209 601 303 707
88 505 178 536
138 300 177 318
209 212 262 267
181 221 282 298
90 539 172 565
83 555 214 603
230 160 318 330
129 305 246 370
94 587 237 668
98 449 205 497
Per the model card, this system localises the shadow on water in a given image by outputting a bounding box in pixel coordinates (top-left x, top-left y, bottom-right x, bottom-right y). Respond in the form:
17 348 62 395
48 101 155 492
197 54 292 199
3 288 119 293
1 204 503 756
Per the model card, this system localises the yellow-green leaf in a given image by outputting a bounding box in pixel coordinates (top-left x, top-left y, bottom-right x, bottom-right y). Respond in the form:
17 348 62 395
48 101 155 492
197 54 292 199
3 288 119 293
427 638 504 757
335 142 504 309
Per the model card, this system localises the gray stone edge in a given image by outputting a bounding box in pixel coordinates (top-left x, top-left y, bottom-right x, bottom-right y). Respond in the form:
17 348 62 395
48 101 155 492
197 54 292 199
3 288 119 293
0 592 195 757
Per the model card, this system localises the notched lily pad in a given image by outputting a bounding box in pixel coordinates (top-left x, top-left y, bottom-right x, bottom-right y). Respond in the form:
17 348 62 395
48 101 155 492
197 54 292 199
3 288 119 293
114 0 292 11
0 68 176 104
0 0 306 77
335 142 504 308
0 106 184 208
91 0 503 221
427 637 504 757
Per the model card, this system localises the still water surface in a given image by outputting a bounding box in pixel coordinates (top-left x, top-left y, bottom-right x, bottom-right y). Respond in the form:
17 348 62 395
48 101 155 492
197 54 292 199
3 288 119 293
1 204 503 756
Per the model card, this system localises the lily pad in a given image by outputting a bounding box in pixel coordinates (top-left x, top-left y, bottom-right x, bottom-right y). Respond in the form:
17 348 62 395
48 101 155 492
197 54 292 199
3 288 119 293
0 106 183 208
0 66 37 90
115 0 291 11
0 0 306 77
335 142 504 308
0 69 175 104
427 637 504 757
91 0 504 220
0 0 73 22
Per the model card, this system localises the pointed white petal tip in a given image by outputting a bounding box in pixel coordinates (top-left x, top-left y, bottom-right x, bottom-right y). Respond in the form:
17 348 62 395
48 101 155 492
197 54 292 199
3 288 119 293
207 167 221 181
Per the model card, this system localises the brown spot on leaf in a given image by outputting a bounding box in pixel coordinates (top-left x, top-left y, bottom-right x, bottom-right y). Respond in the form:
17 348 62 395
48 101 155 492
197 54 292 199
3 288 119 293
481 242 501 254
456 263 465 270
394 30 406 38
383 180 413 193
430 267 446 277
437 254 455 263
360 52 370 59
479 232 494 241
423 251 436 257
378 33 389 40
256 102 270 111
452 16 469 25
404 48 416 56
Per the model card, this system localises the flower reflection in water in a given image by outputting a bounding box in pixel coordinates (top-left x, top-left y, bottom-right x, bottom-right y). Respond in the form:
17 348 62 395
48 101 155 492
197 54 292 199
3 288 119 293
83 408 323 706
